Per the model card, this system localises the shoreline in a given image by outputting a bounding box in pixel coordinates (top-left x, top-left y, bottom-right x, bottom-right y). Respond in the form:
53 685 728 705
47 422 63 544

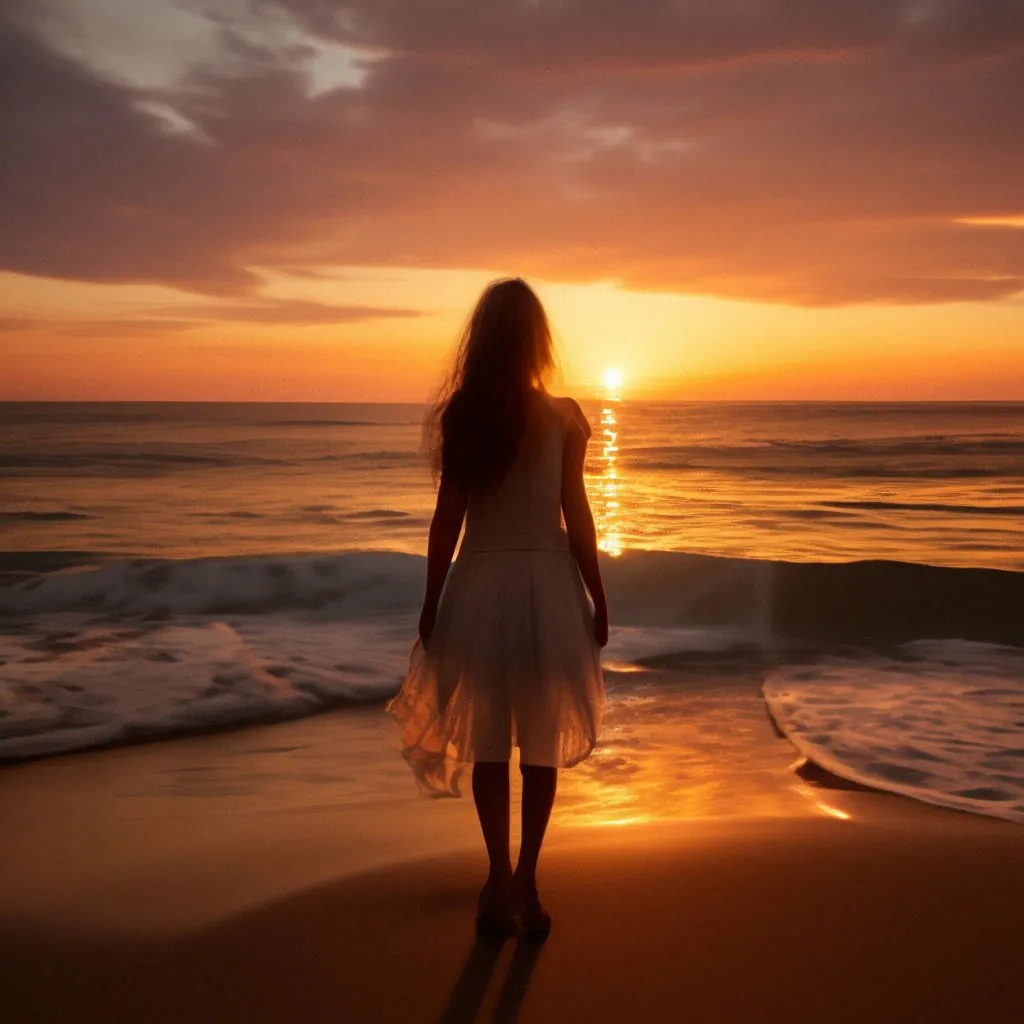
2 664 1023 1021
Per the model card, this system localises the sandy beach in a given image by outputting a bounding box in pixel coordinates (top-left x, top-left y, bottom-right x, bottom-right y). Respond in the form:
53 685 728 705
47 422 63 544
3 673 1022 1024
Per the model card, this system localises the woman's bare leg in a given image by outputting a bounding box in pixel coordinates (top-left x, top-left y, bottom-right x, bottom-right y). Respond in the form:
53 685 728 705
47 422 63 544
513 764 557 933
472 761 513 878
472 762 514 930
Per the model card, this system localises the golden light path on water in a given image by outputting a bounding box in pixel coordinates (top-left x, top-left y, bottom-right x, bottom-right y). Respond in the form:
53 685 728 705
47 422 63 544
548 688 856 828
594 369 624 558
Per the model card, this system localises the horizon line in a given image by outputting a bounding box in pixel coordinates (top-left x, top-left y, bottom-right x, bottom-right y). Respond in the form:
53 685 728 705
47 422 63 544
2 397 1023 406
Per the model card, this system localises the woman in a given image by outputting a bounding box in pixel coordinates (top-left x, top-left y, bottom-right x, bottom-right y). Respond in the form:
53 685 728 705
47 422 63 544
388 278 607 937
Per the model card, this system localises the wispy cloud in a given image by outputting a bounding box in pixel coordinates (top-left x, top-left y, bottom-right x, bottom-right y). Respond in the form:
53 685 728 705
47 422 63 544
0 298 423 336
148 297 424 325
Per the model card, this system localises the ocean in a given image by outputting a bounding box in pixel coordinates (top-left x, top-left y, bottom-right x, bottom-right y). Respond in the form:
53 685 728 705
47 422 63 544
1 401 1023 821
3 400 1023 567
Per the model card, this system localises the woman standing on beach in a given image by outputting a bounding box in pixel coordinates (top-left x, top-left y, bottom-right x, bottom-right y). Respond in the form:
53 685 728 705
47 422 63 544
389 278 607 938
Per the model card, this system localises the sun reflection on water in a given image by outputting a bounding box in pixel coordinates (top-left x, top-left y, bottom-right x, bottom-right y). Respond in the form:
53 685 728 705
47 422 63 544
595 397 624 558
553 680 857 828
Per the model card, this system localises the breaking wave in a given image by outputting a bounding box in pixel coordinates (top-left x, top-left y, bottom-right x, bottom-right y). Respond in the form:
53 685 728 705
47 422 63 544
2 550 1022 772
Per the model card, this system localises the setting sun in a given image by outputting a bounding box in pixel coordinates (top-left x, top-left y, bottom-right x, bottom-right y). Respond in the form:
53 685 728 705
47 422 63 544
603 367 624 392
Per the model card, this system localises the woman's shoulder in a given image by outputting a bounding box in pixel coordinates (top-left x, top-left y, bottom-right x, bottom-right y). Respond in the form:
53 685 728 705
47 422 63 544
542 393 592 440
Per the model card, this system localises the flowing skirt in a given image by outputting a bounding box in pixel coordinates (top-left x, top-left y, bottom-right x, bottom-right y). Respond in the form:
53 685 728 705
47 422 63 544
387 548 604 796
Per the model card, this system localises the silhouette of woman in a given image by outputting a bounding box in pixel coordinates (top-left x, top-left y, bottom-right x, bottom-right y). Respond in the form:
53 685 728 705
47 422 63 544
389 278 607 937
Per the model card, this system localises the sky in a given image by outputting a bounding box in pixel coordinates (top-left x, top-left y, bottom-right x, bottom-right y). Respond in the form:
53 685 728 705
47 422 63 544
1 0 1022 402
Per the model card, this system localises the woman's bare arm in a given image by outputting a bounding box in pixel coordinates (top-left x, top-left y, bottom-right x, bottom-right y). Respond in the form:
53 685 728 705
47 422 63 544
561 406 608 647
419 474 469 644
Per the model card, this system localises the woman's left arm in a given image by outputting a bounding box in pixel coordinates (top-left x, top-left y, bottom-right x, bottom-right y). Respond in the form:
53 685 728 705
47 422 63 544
419 474 468 644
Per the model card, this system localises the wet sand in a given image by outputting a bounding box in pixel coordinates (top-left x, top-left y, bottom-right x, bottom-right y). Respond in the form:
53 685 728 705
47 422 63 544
2 677 1022 1023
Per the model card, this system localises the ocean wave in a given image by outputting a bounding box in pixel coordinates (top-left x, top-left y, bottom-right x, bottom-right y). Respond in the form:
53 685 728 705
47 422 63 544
0 551 425 618
339 509 415 520
313 451 421 464
768 435 1024 456
2 549 1022 647
0 408 189 426
0 550 766 630
271 419 417 427
0 550 112 575
763 641 1024 823
0 406 421 428
628 435 1024 459
3 550 1023 769
628 459 1016 480
0 511 96 522
625 434 1024 478
0 448 424 474
192 510 266 520
821 500 1024 517
0 451 279 471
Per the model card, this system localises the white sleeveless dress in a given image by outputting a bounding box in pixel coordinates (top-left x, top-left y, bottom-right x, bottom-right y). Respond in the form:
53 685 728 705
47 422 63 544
388 393 605 796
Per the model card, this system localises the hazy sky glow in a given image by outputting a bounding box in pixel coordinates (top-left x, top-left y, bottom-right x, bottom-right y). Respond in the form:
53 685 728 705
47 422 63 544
2 0 1022 400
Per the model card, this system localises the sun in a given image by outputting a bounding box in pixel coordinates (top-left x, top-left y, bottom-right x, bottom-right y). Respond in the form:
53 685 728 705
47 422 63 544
603 367 624 392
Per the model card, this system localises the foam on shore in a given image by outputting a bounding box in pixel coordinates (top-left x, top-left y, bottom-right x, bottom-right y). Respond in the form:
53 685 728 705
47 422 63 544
764 640 1024 822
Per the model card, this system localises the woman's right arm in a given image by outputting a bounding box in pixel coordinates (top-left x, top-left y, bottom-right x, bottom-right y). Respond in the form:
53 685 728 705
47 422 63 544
419 474 468 644
561 401 609 647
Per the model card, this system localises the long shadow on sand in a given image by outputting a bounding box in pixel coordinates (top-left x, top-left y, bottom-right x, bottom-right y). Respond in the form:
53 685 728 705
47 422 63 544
1 866 550 1024
5 824 1024 1024
438 934 545 1024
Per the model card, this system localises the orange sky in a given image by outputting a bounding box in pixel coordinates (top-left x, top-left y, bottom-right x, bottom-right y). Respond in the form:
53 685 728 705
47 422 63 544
3 268 1023 401
1 2 1022 401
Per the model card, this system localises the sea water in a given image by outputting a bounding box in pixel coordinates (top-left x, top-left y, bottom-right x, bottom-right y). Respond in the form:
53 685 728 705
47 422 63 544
1 401 1022 820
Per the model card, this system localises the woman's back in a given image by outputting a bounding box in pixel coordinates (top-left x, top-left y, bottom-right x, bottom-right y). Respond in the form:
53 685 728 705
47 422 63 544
461 392 571 552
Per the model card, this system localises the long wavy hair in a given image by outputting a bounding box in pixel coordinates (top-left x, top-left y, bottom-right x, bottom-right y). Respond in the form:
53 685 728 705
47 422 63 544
425 278 556 493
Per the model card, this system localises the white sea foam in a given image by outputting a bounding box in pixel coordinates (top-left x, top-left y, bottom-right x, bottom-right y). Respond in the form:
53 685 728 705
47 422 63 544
763 641 1024 822
0 616 415 762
